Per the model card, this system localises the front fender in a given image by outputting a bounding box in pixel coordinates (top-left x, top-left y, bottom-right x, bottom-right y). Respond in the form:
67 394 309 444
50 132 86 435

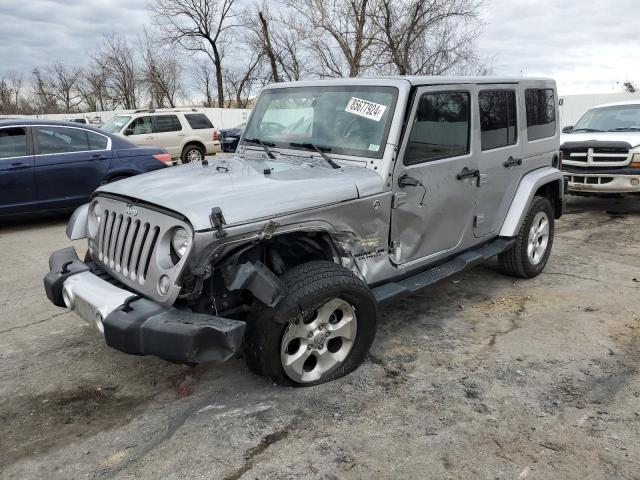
500 167 565 237
66 203 89 240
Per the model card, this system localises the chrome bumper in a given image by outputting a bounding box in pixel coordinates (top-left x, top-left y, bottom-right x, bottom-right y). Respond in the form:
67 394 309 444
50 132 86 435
564 173 640 193
44 247 246 364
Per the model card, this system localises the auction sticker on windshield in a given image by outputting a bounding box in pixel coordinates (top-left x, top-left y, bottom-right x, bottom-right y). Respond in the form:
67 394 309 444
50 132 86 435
345 97 387 122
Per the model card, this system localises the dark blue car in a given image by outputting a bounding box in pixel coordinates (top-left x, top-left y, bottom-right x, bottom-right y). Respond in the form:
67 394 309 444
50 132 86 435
0 119 171 217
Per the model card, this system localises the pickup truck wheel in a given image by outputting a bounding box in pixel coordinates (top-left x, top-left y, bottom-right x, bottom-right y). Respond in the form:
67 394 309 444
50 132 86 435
181 145 204 164
498 195 554 278
244 261 378 387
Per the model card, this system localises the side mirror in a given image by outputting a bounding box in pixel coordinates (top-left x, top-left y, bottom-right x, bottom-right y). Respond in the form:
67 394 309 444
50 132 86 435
562 125 574 133
123 128 134 136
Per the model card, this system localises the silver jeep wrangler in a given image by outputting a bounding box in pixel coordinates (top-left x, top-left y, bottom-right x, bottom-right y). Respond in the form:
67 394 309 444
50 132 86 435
45 77 566 386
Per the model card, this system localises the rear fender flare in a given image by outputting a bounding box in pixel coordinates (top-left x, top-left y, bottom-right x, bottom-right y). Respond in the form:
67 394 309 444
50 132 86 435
500 167 565 237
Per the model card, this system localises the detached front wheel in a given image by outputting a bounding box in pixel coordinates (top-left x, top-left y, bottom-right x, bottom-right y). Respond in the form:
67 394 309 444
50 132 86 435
244 261 378 386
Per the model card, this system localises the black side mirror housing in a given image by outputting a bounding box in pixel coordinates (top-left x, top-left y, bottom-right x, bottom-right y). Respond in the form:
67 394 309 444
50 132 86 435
123 128 133 136
562 125 574 133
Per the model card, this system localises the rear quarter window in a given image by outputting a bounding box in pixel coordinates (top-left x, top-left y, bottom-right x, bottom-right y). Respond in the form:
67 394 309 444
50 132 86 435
525 89 556 141
153 115 182 133
184 113 213 130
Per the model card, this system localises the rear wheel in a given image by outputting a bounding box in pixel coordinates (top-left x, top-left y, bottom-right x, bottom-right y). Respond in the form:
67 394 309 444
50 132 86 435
244 261 378 386
498 195 554 278
181 144 204 164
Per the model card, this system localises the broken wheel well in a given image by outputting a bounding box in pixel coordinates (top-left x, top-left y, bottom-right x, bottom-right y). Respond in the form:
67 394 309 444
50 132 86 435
228 231 339 276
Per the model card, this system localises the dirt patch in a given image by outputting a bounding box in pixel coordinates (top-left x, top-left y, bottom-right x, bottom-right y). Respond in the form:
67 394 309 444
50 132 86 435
0 384 153 464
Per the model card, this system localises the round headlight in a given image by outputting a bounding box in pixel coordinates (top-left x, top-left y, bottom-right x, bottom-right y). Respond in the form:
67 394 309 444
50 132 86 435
92 203 102 224
171 227 190 258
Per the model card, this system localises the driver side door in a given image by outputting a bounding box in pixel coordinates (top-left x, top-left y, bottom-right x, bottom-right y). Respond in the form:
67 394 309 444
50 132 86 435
390 85 479 267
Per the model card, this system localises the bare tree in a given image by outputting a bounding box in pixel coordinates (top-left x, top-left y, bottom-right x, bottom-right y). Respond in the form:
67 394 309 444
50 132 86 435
140 31 182 108
372 0 484 76
223 51 263 107
285 0 377 77
623 81 637 93
91 33 140 109
78 69 109 112
152 0 240 107
7 71 24 114
32 68 59 113
191 60 216 107
45 62 83 113
0 78 12 114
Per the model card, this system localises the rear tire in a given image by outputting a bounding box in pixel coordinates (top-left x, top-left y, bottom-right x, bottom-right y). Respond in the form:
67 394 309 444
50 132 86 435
244 261 378 387
181 144 204 164
498 195 554 278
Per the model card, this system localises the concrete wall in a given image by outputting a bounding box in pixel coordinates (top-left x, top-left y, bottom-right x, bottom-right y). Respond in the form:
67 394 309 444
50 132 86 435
558 93 639 127
0 107 252 130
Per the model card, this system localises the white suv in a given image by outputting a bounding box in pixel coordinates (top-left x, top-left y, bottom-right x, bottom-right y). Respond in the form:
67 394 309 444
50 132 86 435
101 109 221 163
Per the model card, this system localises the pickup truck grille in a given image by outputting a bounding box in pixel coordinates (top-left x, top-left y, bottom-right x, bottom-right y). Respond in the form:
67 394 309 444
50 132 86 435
562 146 630 166
88 195 193 305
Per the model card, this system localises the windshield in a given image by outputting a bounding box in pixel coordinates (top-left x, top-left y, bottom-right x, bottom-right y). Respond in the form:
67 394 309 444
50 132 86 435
101 115 131 133
573 105 640 132
243 85 398 158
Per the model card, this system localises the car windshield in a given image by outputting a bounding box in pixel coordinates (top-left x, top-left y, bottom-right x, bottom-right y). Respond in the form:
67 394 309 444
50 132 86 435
573 105 640 132
243 85 398 158
101 115 131 133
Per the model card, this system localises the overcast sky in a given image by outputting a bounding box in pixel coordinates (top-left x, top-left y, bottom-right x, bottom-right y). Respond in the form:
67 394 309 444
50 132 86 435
0 0 637 95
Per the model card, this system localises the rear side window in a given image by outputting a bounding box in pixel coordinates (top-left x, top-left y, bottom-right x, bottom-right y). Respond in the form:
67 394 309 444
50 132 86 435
525 89 556 141
479 90 517 150
0 127 28 158
153 115 182 133
404 91 470 165
35 127 90 154
87 131 109 150
184 113 213 130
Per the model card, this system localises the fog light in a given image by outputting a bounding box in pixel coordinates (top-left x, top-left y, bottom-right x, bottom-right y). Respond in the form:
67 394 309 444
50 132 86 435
158 275 171 295
62 286 74 308
96 312 104 334
631 178 639 187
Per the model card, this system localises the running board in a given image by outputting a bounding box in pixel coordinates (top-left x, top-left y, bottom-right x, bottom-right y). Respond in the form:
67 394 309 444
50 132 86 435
372 238 515 305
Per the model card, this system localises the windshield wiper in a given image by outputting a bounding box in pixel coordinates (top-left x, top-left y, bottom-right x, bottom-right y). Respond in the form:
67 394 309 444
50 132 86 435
243 137 276 159
570 128 604 133
608 127 640 132
288 142 341 169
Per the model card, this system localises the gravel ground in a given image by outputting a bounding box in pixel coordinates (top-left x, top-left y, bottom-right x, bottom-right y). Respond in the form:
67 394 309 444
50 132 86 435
0 195 639 480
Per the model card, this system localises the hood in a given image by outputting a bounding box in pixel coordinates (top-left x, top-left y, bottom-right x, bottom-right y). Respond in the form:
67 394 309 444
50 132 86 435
96 155 384 231
561 131 640 148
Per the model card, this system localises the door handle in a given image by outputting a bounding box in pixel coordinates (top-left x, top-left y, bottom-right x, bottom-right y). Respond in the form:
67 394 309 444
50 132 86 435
9 162 29 170
457 167 480 180
91 154 106 160
504 156 522 167
145 135 154 140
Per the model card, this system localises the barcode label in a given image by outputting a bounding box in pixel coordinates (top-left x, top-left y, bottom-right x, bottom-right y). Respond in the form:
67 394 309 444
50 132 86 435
345 97 387 122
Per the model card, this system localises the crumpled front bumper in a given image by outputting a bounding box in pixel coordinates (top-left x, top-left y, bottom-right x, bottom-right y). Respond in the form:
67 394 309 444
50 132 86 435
44 247 246 364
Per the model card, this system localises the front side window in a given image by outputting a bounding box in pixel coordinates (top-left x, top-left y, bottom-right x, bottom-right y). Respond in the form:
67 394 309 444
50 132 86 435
184 113 213 130
0 127 28 159
129 116 152 135
525 89 556 141
479 90 517 150
35 127 90 154
101 115 131 133
244 85 398 159
153 115 182 133
404 91 470 165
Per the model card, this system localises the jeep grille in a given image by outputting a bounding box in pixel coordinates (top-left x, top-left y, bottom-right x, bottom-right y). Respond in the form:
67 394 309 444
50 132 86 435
88 196 193 305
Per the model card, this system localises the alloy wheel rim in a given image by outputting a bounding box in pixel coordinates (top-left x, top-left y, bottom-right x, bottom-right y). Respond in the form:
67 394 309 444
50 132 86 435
280 298 357 383
527 211 550 265
187 149 202 162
